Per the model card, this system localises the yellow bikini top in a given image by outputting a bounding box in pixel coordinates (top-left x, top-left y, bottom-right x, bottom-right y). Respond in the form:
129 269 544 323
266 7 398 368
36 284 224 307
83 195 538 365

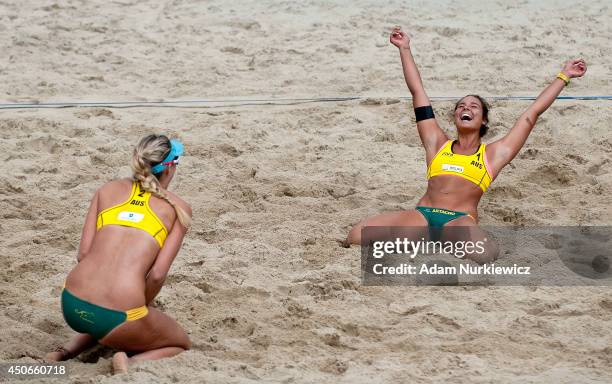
96 181 168 247
427 140 493 192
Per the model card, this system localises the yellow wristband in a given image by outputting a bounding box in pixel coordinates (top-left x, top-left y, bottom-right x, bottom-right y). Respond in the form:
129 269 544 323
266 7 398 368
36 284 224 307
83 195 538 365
556 72 570 86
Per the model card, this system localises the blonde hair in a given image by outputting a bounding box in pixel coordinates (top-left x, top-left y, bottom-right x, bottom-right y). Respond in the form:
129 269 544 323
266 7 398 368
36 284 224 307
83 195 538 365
131 134 191 229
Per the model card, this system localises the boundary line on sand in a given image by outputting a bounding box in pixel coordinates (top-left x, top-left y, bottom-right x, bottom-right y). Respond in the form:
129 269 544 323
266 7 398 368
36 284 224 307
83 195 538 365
0 95 610 110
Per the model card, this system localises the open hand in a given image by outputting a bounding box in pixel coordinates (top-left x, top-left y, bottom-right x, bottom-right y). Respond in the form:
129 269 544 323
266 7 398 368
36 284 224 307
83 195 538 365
390 26 410 49
562 59 587 78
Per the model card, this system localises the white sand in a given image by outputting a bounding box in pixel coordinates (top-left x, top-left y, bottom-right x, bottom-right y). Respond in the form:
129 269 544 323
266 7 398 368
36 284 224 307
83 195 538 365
1 0 611 383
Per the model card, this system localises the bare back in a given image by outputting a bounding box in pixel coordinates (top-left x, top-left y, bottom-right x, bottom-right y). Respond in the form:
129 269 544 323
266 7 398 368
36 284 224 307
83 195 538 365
65 178 177 310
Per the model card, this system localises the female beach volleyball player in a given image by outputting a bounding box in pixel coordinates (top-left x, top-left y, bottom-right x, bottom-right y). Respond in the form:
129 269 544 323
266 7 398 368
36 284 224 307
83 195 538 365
346 27 587 263
46 135 192 374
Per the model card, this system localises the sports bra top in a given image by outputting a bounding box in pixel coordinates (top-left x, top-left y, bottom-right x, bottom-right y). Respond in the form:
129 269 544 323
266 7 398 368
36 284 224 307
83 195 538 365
96 181 168 247
427 140 493 192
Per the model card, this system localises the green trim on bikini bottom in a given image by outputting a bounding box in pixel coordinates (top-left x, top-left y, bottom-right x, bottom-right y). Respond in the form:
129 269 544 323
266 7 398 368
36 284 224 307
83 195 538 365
61 288 126 340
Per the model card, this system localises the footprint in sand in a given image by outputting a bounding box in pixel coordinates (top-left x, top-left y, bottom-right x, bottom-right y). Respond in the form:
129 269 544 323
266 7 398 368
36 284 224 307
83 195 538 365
587 159 610 176
526 164 577 187
519 148 540 160
487 185 524 200
487 206 527 225
433 26 461 38
567 153 588 164
248 334 271 349
23 136 62 154
194 281 214 294
221 47 244 54
75 108 114 120
319 358 348 375
217 144 242 157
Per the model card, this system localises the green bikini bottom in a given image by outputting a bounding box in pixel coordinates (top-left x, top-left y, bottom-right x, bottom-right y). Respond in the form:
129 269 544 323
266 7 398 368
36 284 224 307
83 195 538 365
61 288 148 340
415 206 472 228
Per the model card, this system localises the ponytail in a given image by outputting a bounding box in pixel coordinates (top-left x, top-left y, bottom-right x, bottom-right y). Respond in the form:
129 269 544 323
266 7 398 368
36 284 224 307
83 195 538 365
131 135 191 229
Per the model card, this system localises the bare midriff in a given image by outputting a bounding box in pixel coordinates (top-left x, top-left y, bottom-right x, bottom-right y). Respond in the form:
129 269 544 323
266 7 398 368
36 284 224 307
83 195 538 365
416 174 484 220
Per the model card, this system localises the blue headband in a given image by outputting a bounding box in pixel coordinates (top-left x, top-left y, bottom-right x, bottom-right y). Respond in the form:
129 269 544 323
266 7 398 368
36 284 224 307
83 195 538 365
151 139 184 174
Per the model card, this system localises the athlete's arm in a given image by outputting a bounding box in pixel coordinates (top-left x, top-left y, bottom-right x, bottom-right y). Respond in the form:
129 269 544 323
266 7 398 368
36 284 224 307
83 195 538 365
487 59 587 173
77 190 100 262
144 202 192 305
391 27 447 160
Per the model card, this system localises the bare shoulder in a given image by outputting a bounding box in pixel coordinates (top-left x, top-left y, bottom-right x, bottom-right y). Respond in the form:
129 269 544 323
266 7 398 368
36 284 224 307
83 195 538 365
485 138 507 155
97 178 133 196
166 190 192 217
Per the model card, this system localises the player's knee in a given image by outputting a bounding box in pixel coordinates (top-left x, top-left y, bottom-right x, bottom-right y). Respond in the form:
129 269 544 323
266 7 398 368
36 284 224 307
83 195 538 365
466 242 499 265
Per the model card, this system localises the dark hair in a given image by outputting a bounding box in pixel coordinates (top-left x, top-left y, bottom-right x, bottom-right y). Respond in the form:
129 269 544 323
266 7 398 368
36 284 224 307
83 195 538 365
455 94 489 137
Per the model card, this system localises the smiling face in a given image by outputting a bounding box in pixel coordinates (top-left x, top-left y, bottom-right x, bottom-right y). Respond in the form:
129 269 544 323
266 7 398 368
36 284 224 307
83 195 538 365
454 95 488 134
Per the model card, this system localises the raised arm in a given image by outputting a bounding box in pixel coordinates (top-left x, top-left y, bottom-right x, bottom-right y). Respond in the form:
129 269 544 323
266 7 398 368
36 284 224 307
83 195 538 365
390 27 447 159
487 59 587 174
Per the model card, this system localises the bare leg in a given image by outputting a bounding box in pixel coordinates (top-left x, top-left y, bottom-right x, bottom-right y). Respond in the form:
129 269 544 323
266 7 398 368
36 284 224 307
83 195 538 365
133 347 185 362
443 216 499 264
111 347 185 374
346 209 428 246
45 333 96 362
101 307 190 374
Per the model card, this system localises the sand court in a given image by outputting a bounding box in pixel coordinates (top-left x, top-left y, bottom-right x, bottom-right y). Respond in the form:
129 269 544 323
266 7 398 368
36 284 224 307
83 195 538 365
1 0 612 382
